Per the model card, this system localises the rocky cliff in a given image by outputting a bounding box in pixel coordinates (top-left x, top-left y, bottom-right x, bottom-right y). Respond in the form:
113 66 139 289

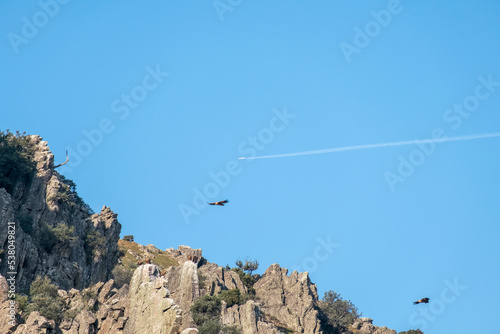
0 135 398 334
0 135 121 293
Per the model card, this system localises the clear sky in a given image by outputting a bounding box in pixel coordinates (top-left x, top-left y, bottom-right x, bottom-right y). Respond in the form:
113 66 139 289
2 1 500 333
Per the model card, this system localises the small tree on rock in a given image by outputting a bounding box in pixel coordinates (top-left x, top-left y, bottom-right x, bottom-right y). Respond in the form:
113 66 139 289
235 258 259 275
123 235 134 242
318 290 360 334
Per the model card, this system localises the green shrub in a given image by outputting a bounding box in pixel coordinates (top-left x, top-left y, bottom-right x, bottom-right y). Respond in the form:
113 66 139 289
14 294 29 313
191 294 244 334
0 130 36 194
84 229 106 258
399 330 424 334
112 264 134 288
123 235 134 242
27 276 66 322
197 319 222 334
230 267 259 296
191 295 221 327
318 290 361 334
38 222 75 253
218 289 241 308
52 223 75 243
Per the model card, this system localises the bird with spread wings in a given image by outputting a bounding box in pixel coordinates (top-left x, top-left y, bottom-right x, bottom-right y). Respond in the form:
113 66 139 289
413 298 429 305
208 199 229 206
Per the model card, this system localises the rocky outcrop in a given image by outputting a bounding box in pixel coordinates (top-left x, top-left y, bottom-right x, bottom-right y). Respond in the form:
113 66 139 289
165 245 203 264
0 258 400 334
126 264 182 334
221 300 278 334
254 264 322 334
0 136 121 293
350 318 397 334
198 263 247 296
14 311 56 333
88 207 122 286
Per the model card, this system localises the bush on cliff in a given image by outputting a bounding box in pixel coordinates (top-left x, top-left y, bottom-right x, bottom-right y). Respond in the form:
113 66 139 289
84 229 106 259
47 175 93 213
319 290 361 334
27 276 66 322
112 264 134 288
0 130 36 194
218 289 241 308
38 222 76 253
191 295 242 334
230 259 260 296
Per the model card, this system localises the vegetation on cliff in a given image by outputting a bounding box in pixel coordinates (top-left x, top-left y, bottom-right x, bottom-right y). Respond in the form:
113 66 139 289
229 259 260 296
0 130 36 194
318 290 361 334
191 295 241 334
24 277 66 322
47 175 93 213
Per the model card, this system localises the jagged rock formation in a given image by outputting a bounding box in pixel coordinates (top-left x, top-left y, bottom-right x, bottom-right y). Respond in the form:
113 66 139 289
198 263 248 296
221 300 277 334
0 247 402 334
350 318 397 334
254 264 322 334
0 136 121 293
0 251 339 334
126 264 182 333
0 135 399 334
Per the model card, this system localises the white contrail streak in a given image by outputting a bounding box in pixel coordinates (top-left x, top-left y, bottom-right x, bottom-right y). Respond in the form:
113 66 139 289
238 132 500 160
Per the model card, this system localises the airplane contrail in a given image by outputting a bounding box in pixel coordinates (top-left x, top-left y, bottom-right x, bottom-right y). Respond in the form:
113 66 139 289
238 132 500 160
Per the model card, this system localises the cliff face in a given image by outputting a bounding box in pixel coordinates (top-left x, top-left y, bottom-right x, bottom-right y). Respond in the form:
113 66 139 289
0 254 398 334
0 253 329 334
0 135 398 334
253 264 322 334
0 135 121 293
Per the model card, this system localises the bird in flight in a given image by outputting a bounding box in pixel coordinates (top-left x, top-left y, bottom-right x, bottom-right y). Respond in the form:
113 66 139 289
413 298 430 305
208 200 229 206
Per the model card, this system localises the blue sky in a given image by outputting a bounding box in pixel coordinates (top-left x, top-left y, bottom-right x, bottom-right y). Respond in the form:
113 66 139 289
2 1 500 333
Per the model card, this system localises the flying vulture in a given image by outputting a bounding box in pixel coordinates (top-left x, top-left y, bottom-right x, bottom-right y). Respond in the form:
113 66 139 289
413 298 430 305
208 200 229 206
